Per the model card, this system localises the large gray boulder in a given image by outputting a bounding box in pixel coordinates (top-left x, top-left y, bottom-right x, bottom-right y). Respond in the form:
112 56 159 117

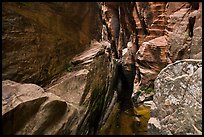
148 59 202 135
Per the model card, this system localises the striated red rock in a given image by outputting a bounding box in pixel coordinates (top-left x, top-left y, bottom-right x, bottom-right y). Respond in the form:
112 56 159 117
136 36 170 85
166 2 202 62
133 2 202 85
2 2 203 135
133 2 167 46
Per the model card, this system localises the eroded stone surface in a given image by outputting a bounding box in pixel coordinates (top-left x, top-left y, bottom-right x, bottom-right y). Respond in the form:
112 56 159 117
136 36 170 85
2 80 78 135
148 59 202 135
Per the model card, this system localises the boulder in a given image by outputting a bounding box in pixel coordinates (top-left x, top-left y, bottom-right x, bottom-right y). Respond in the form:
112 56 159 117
148 59 202 135
136 36 171 85
2 80 77 135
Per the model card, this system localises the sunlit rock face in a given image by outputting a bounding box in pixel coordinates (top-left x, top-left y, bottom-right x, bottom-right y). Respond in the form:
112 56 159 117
2 2 102 86
134 2 202 85
136 36 170 85
148 59 202 135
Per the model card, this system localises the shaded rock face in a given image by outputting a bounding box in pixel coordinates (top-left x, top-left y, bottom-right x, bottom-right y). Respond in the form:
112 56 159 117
46 41 116 135
2 2 102 86
2 41 121 135
2 80 74 135
148 59 202 135
2 39 140 135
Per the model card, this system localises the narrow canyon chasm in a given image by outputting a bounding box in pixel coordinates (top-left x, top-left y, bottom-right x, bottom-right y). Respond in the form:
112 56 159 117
2 2 202 135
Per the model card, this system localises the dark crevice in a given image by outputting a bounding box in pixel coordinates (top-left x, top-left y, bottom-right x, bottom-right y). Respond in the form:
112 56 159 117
134 3 149 35
177 48 186 60
116 63 136 110
189 2 199 10
188 16 196 37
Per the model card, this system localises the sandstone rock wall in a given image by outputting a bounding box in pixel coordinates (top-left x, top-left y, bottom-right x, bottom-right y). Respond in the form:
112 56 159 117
166 2 202 62
2 41 119 135
2 2 102 86
134 2 202 85
2 2 202 135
